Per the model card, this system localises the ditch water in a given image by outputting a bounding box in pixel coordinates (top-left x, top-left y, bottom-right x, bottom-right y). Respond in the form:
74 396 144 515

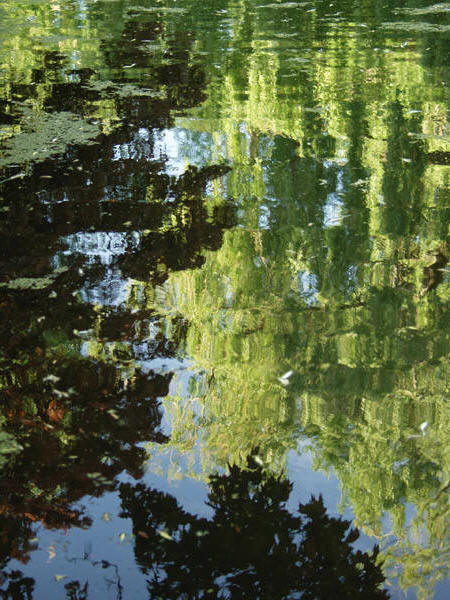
0 1 449 598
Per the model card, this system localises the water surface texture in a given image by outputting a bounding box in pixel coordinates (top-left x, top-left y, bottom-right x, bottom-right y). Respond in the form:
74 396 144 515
0 1 449 598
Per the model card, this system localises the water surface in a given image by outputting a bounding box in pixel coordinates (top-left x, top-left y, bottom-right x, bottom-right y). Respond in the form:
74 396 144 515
0 1 449 598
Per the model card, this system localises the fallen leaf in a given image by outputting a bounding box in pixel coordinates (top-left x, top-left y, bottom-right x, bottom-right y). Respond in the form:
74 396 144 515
24 513 38 521
47 545 56 561
137 531 149 539
43 374 60 384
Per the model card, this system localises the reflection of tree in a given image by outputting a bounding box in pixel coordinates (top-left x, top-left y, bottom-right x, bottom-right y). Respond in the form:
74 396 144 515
0 150 234 531
0 515 36 571
0 152 230 526
0 356 169 524
0 0 448 598
146 3 450 596
0 570 34 600
64 580 89 600
0 155 233 540
119 457 389 599
0 0 210 174
0 3 235 580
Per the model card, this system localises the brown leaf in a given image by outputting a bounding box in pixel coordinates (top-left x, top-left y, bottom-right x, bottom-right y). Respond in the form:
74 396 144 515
137 531 149 539
24 513 38 522
47 400 64 422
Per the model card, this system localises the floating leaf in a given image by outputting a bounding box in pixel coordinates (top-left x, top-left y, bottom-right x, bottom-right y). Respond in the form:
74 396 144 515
43 374 60 384
137 530 149 539
195 530 209 537
278 370 293 385
107 409 120 420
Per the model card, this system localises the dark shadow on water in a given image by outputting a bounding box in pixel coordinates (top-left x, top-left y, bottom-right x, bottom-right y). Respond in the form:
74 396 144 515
0 456 389 599
117 455 388 600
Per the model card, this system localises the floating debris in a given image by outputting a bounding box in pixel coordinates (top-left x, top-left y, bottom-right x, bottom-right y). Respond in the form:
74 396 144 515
278 370 293 386
420 421 429 435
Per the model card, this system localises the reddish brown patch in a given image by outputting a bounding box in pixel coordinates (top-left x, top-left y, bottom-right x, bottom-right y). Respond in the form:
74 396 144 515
47 400 65 422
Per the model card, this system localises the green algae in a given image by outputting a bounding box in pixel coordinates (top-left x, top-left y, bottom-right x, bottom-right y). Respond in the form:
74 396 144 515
0 267 69 290
0 110 101 168
83 80 165 99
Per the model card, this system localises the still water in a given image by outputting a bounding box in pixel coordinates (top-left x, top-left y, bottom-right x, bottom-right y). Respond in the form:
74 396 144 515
0 0 449 598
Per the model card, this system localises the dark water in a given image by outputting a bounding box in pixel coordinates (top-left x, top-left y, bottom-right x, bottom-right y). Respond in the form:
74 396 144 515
0 1 449 598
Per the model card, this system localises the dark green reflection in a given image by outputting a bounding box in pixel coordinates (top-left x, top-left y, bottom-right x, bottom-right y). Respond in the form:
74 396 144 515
119 456 388 599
